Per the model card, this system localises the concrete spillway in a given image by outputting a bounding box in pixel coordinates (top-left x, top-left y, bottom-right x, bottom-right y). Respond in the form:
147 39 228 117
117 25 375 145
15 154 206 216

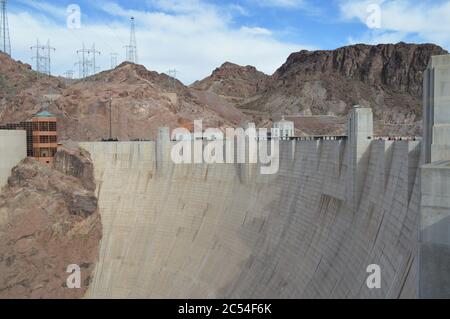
80 136 421 298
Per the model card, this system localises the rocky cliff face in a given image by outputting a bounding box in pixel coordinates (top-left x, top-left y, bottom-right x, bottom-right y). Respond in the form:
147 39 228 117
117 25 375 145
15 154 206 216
275 42 442 97
240 43 448 136
0 146 101 298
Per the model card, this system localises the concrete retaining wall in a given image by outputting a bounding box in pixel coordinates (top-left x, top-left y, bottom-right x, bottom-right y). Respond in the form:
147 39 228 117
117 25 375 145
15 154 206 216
0 130 27 190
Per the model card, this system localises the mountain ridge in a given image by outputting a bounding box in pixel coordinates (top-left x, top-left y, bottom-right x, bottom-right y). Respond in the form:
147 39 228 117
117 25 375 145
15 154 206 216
1 42 448 138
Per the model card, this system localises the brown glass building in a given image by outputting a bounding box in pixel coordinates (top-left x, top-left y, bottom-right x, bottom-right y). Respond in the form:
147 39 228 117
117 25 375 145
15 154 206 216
0 111 58 164
31 111 58 164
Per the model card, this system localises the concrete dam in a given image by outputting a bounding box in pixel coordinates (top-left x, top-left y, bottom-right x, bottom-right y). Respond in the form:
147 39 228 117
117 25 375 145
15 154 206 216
80 133 421 299
78 55 450 299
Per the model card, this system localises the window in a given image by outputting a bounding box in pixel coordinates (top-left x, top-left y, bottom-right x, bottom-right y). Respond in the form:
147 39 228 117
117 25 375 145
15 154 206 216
49 122 57 131
39 122 49 131
40 136 49 144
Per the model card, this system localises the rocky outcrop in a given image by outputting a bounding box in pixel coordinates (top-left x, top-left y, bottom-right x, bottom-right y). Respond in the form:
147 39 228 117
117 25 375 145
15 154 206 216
53 143 96 192
0 146 101 298
241 43 448 136
191 62 269 104
274 42 445 98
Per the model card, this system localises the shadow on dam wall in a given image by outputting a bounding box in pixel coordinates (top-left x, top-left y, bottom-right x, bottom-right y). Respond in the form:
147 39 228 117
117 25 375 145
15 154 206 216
79 137 421 299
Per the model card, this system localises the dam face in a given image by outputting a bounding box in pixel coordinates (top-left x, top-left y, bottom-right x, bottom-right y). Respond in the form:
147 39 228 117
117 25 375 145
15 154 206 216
80 136 421 298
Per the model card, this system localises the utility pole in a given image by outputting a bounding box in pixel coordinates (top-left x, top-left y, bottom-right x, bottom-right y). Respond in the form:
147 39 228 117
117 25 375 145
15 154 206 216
0 0 11 56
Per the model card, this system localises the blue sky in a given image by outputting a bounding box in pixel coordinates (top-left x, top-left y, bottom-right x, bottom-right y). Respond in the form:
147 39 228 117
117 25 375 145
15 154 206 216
5 0 450 83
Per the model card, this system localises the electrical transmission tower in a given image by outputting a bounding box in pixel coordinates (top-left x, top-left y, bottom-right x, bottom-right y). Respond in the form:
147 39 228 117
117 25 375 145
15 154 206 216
76 43 101 79
110 53 118 69
124 17 138 64
63 70 74 79
0 0 11 55
30 39 55 76
63 70 74 86
167 69 179 91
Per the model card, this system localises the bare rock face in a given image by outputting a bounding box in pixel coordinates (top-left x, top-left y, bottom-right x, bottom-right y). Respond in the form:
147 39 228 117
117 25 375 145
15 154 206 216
191 62 269 104
53 143 96 192
241 42 448 136
0 147 101 299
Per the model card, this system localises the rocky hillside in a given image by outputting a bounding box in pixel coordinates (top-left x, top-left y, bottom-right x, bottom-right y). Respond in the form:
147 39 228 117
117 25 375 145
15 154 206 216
191 62 269 104
240 42 448 136
0 53 64 122
0 54 246 141
0 146 101 298
1 42 448 138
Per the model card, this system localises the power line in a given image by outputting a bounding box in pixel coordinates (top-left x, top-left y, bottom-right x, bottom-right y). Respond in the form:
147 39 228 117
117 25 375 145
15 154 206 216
0 0 11 55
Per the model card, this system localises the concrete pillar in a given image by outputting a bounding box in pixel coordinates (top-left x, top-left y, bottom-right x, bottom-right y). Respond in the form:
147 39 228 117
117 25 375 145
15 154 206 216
156 127 171 175
346 106 373 211
420 54 450 298
423 55 450 164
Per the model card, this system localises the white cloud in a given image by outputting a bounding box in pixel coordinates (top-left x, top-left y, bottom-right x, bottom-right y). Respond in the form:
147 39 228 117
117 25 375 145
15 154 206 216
228 4 249 16
240 26 273 36
15 0 67 20
8 1 313 84
339 0 450 49
255 0 306 8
